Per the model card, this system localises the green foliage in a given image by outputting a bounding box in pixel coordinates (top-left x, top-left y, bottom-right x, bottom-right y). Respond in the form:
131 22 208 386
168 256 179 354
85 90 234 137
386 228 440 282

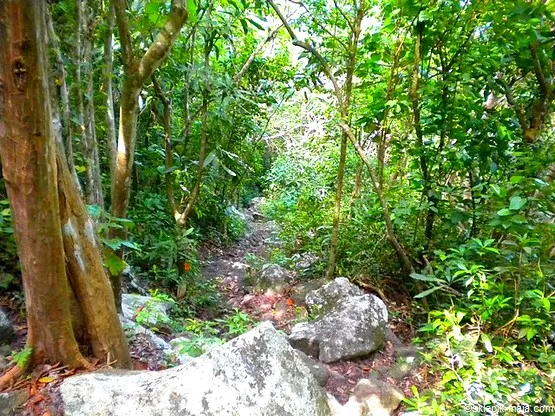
11 347 33 369
217 309 254 336
175 335 224 358
405 310 554 415
0 196 19 290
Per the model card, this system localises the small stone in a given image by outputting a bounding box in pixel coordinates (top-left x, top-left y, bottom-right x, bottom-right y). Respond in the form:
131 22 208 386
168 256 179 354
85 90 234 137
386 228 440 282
251 264 293 294
0 390 29 416
0 355 10 372
0 308 15 345
352 378 404 415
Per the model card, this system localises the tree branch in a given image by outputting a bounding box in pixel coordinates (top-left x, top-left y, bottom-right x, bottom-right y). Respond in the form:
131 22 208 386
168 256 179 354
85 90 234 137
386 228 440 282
267 0 343 106
233 25 282 84
138 1 188 82
111 0 134 69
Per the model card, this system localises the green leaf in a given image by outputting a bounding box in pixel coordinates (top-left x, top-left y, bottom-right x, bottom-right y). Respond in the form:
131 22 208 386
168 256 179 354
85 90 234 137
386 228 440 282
221 163 236 177
247 18 264 31
12 347 33 368
240 18 248 34
187 0 197 23
509 196 527 211
203 151 217 167
414 286 442 298
481 333 493 353
105 252 128 276
101 238 125 251
160 166 179 174
87 204 102 218
410 273 444 284
497 208 512 216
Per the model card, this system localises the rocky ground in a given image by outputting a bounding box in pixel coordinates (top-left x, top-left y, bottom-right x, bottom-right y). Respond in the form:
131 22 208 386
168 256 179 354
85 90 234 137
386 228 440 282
0 201 435 415
197 202 435 414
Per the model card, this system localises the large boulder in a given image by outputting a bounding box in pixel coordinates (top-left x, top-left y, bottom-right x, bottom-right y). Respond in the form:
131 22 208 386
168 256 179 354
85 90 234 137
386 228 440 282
121 294 173 327
61 322 332 416
0 308 15 346
289 294 388 363
295 349 330 387
306 277 364 317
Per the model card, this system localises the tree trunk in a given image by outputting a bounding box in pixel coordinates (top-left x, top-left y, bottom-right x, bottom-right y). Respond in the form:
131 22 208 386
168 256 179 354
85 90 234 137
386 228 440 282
0 0 90 385
326 133 348 279
77 0 104 207
57 147 131 368
103 2 117 188
110 0 188 307
176 89 209 228
46 8 82 194
326 4 364 280
0 1 130 387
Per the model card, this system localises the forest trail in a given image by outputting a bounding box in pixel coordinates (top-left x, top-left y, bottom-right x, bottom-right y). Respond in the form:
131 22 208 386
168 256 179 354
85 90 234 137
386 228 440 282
200 208 278 306
199 204 432 408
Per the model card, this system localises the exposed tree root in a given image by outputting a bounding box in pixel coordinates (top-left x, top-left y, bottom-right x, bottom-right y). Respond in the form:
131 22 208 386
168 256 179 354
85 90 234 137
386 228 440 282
0 363 29 391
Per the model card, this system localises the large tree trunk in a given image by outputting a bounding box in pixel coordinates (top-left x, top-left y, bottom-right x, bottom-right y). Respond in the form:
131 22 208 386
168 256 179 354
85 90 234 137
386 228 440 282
0 0 89 385
0 0 130 387
57 148 131 368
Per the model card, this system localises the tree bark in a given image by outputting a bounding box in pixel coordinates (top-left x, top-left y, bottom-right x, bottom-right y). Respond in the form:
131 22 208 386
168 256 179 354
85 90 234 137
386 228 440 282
77 0 104 207
46 8 82 194
0 0 90 385
0 1 131 387
103 2 117 186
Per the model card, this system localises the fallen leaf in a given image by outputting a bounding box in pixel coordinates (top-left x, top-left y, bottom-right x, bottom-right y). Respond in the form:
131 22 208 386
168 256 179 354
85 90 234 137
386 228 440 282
38 376 56 384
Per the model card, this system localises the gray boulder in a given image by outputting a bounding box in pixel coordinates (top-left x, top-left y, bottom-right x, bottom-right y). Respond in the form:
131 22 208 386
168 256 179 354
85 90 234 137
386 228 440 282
306 277 363 317
290 278 328 307
251 263 293 294
121 294 173 328
289 294 388 363
295 350 330 386
61 322 332 416
0 308 15 345
0 390 29 416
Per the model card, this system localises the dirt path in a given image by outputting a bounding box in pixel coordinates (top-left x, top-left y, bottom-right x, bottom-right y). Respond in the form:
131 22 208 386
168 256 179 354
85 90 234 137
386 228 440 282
199 210 432 409
201 216 275 291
